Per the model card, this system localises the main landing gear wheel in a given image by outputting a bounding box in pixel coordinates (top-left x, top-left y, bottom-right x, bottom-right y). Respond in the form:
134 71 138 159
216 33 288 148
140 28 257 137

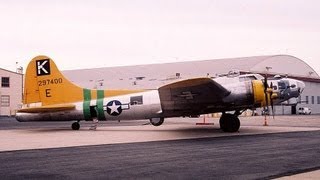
150 117 164 126
219 113 240 132
72 121 80 130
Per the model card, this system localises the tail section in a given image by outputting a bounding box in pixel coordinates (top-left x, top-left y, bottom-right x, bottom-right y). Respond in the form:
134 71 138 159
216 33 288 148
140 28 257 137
23 55 83 106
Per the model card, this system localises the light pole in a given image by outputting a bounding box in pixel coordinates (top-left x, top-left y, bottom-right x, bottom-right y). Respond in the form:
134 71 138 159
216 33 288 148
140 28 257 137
265 66 272 76
16 62 24 113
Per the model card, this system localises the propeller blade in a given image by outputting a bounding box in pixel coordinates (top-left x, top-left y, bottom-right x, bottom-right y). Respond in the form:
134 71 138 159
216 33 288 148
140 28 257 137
263 75 269 114
269 82 275 119
264 75 268 91
270 96 275 119
264 92 269 114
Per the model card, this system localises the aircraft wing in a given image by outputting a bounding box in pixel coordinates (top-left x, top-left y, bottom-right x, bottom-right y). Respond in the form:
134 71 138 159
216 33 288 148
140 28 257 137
17 104 76 113
158 78 230 116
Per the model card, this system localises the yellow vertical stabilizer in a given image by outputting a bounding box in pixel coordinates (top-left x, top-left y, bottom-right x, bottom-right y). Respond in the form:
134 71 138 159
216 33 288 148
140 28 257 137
24 55 84 106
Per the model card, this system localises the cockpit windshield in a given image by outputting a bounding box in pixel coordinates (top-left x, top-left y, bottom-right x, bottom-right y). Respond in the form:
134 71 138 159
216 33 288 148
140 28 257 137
278 80 289 90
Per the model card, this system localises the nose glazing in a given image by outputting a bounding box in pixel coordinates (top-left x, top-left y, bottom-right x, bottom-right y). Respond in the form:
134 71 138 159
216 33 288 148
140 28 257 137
296 80 305 93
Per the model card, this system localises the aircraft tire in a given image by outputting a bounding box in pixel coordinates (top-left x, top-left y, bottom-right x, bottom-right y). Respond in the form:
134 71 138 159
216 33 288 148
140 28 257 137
219 115 227 131
220 114 240 132
150 117 164 126
72 122 80 130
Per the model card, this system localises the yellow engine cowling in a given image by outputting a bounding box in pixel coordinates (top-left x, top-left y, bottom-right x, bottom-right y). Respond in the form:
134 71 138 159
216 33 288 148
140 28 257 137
252 80 278 107
252 80 265 107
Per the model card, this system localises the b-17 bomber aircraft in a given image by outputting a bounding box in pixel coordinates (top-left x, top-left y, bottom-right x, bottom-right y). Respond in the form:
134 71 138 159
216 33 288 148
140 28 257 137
16 55 305 132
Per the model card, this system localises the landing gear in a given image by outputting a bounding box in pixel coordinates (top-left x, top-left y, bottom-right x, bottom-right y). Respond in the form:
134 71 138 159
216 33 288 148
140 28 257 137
71 121 80 130
150 117 164 126
219 113 240 132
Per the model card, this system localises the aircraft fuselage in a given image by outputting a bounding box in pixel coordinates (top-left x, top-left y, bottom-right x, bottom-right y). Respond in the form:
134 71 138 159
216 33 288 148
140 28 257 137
16 77 304 122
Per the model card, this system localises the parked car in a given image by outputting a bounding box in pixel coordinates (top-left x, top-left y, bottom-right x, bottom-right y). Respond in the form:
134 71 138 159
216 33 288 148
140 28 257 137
298 107 311 115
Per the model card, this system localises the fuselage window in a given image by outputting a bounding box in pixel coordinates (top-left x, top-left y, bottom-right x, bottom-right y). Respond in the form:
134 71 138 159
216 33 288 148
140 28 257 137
130 96 143 105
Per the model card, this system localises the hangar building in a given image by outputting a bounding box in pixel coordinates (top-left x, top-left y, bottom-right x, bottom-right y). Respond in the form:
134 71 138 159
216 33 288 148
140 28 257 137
63 55 320 115
0 68 23 116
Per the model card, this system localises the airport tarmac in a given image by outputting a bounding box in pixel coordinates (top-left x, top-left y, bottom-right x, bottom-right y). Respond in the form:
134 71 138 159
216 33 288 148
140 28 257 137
0 115 320 179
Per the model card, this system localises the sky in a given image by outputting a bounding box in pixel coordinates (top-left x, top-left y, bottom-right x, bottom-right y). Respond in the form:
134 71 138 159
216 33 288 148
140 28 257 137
1 0 320 74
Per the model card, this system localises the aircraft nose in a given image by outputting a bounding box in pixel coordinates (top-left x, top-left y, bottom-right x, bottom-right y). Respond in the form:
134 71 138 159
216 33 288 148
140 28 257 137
297 80 305 93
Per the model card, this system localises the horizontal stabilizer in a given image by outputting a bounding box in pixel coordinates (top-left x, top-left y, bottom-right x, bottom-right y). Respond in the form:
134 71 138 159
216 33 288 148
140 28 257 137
17 104 76 113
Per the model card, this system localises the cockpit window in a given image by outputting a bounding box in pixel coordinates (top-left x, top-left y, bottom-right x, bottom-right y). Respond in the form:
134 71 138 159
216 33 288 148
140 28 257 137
278 81 286 90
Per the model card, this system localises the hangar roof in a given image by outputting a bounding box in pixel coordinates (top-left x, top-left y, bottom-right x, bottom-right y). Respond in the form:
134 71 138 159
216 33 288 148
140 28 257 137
0 68 23 75
63 55 319 89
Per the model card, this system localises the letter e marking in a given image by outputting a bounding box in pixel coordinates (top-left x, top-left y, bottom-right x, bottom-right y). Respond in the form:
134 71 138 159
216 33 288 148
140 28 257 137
45 89 51 97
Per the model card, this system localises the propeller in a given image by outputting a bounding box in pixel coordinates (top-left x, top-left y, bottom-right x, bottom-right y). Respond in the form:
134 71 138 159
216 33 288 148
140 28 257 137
262 75 275 119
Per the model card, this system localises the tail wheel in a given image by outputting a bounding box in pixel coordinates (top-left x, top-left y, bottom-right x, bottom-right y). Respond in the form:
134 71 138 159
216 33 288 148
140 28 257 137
150 117 164 126
72 122 80 130
219 114 240 132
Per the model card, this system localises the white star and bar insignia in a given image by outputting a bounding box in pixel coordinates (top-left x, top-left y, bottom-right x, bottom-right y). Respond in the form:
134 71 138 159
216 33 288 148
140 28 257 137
106 100 122 116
